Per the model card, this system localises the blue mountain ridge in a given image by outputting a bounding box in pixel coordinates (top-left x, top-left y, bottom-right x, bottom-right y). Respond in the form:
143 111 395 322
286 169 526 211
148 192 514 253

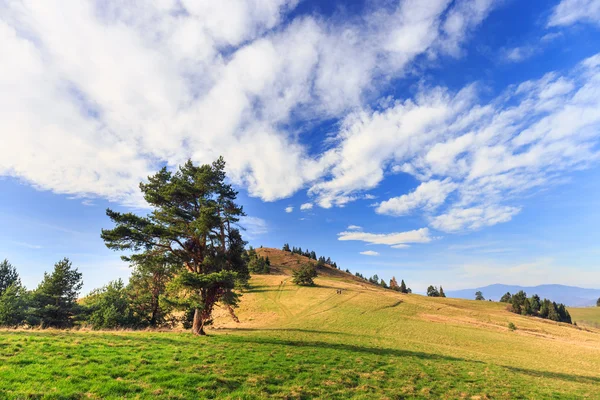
445 284 600 307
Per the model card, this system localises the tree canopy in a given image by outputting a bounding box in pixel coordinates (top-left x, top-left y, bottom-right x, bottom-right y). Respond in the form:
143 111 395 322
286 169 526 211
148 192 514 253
101 157 248 335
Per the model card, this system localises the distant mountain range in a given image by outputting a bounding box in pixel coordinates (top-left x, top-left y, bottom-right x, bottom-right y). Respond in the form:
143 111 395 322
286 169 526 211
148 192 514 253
446 284 600 307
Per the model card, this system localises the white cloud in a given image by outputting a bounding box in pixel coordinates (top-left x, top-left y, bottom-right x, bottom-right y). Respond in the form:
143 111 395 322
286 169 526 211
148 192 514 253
430 205 521 232
376 179 457 216
347 225 362 231
239 216 268 238
360 250 379 256
338 228 432 247
548 0 600 27
285 206 293 213
1 1 599 239
501 46 537 63
0 0 498 207
312 54 600 231
300 202 313 211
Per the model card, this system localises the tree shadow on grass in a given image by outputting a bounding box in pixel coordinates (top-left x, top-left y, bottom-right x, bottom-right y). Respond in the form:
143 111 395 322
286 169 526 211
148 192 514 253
225 335 600 386
504 366 600 385
225 327 373 338
226 335 479 363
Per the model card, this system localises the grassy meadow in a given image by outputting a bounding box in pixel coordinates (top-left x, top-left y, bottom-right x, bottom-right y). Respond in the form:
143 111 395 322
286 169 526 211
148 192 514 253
569 306 600 329
1 249 600 399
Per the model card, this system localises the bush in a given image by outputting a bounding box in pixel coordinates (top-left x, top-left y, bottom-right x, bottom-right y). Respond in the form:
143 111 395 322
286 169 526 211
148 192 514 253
81 279 141 329
508 322 516 331
292 264 318 286
427 285 440 297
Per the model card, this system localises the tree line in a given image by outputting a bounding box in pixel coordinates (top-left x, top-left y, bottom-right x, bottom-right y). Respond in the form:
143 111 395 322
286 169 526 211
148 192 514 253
499 291 572 324
1 159 252 334
282 244 339 269
282 243 415 294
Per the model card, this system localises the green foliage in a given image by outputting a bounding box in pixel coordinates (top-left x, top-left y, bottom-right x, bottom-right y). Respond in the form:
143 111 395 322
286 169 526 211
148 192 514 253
508 322 517 331
380 279 388 289
246 247 270 274
389 277 399 291
475 291 484 301
439 286 446 298
500 292 512 303
0 283 28 327
0 259 20 296
399 279 408 293
510 291 527 315
509 291 572 324
101 157 248 335
127 254 176 327
82 279 140 330
597 297 600 307
282 243 290 252
27 258 83 328
427 285 440 297
292 264 318 286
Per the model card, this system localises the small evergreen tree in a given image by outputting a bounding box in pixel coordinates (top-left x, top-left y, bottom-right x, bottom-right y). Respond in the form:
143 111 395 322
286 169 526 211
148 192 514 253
510 291 527 315
475 291 484 301
128 253 175 327
380 279 388 289
0 259 20 296
547 302 560 321
399 279 408 294
28 258 83 328
427 285 440 297
0 283 28 327
292 264 318 286
389 277 399 291
316 257 325 268
529 294 541 315
310 251 317 260
282 243 290 252
500 292 512 303
439 286 446 298
82 279 140 329
596 297 600 307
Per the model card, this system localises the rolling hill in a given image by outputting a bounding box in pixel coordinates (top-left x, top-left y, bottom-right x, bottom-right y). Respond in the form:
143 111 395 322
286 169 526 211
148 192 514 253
446 284 600 307
2 247 600 399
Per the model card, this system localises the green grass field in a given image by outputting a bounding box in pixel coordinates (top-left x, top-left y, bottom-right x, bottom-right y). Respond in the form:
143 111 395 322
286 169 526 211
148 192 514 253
1 249 600 399
569 306 600 329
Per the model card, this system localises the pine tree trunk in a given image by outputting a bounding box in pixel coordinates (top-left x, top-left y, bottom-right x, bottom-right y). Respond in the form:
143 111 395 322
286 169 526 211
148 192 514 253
192 308 205 335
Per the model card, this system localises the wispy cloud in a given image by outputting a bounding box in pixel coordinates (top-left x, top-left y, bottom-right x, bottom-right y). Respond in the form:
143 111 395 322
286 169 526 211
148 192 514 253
338 228 432 248
547 0 600 27
359 250 379 256
300 203 313 211
285 206 293 213
239 216 268 238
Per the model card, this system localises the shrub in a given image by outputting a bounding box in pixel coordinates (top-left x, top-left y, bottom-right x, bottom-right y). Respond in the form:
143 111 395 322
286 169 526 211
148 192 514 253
81 279 141 330
292 264 318 286
508 322 516 331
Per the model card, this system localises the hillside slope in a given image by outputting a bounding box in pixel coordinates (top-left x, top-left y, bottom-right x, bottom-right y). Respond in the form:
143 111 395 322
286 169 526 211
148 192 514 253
3 248 599 399
211 248 600 397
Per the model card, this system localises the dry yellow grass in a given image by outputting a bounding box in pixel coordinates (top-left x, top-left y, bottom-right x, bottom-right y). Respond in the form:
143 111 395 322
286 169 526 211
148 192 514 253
211 247 600 395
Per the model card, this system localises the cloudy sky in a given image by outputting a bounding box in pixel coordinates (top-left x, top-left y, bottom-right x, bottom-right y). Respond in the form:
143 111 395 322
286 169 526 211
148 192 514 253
1 0 600 294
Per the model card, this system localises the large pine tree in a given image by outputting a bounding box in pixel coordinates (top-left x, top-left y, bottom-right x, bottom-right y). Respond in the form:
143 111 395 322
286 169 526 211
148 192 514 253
101 158 248 335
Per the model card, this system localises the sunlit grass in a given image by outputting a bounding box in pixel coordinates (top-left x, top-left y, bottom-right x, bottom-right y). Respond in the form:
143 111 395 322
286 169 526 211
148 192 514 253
1 270 600 399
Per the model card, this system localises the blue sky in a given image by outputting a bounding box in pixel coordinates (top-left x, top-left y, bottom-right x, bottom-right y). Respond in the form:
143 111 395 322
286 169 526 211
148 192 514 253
1 0 600 294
